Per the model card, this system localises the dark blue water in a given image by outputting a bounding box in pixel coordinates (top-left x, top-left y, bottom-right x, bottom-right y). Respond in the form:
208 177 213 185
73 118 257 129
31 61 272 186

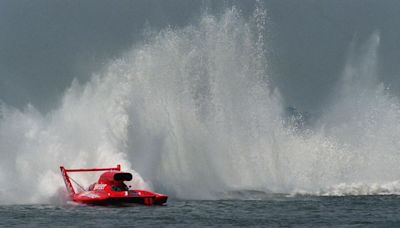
2 195 400 227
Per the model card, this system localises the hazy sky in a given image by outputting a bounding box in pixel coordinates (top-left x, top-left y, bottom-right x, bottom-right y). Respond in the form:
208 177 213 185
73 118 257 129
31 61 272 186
1 0 399 111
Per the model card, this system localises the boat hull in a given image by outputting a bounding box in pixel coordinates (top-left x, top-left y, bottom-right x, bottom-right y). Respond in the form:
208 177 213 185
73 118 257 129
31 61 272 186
73 190 168 206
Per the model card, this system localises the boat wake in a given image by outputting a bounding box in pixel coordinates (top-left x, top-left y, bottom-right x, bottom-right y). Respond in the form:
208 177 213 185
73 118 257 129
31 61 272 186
292 181 400 196
1 4 400 204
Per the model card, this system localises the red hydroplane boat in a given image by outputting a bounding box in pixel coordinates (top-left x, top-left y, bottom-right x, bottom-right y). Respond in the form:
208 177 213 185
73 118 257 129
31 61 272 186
60 164 168 205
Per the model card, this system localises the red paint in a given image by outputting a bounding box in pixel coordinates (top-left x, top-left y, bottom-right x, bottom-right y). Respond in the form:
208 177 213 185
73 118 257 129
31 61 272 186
60 164 168 206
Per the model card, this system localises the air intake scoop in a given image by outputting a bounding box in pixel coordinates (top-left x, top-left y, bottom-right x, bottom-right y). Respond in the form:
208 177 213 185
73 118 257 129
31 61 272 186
114 172 132 181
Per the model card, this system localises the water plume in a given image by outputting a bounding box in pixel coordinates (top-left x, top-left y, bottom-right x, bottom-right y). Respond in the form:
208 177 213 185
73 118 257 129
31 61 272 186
1 6 400 204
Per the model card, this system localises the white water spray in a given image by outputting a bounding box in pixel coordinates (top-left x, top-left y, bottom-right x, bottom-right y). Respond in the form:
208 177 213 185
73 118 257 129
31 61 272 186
1 7 400 204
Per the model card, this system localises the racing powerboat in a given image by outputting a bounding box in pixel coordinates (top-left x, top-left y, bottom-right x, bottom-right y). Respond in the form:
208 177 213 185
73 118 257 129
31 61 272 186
60 164 168 205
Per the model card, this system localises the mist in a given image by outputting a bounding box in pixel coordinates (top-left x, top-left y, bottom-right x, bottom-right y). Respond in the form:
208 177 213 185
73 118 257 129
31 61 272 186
1 1 400 204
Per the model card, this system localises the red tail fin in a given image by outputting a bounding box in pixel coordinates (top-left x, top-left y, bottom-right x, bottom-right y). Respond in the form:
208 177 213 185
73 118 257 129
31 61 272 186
60 166 75 199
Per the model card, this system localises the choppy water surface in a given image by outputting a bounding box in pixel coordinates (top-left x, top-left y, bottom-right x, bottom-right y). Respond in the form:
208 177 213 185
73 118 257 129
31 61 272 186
2 196 400 227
